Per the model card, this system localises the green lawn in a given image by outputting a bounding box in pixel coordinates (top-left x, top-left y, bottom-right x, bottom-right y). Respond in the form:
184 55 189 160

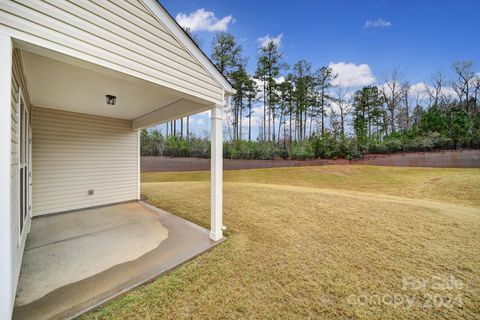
82 165 480 319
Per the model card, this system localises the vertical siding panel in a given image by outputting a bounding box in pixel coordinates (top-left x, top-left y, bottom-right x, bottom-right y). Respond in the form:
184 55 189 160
32 107 138 216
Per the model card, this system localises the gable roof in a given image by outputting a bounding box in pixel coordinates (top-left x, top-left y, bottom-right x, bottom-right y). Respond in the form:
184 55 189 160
141 0 235 95
0 0 232 104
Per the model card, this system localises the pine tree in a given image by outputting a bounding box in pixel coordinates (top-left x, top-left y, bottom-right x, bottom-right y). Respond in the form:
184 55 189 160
314 67 335 136
353 86 384 151
255 41 284 141
231 64 250 140
244 78 258 141
211 32 243 80
292 60 313 141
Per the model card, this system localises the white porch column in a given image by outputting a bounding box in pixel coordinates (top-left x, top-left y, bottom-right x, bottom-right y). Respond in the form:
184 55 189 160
137 130 141 200
210 101 225 241
0 33 13 319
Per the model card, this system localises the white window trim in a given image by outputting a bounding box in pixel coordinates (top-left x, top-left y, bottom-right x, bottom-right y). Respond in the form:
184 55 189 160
17 86 28 245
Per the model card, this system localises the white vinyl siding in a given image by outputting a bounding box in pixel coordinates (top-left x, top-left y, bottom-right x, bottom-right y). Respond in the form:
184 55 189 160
10 48 31 300
32 107 139 216
0 0 223 104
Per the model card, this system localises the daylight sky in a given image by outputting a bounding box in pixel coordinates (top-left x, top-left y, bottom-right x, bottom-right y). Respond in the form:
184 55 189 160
155 0 480 138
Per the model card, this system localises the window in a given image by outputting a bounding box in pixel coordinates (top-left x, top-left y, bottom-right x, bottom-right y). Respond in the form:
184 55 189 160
18 88 29 237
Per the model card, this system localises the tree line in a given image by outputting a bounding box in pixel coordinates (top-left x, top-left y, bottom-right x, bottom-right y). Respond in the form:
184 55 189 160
142 32 480 159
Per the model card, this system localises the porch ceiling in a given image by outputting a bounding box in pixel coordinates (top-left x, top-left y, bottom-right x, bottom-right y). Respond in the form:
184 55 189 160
20 46 211 122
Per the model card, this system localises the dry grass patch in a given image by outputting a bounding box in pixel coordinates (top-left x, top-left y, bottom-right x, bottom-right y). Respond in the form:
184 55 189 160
83 166 480 319
142 165 480 206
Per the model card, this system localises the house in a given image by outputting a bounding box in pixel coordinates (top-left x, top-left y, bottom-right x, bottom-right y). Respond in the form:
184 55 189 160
0 1 233 318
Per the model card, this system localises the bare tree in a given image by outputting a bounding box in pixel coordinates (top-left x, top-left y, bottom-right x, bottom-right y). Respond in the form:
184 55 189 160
452 61 475 112
329 108 341 140
224 109 235 141
332 84 352 136
381 69 404 134
426 72 445 107
397 82 414 131
473 75 480 112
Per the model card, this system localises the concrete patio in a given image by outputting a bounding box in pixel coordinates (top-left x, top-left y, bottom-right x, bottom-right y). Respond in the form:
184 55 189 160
13 202 223 320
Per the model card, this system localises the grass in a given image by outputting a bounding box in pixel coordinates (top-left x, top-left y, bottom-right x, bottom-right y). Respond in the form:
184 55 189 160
82 165 480 319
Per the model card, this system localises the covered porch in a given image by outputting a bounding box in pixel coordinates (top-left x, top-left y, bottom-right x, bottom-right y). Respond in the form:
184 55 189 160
0 1 235 318
15 41 227 239
1 30 230 319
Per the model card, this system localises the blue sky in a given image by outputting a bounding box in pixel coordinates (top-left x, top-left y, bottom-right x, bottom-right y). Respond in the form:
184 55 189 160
156 0 480 138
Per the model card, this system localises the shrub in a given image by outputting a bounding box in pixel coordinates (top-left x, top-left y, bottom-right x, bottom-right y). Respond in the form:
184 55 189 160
289 142 313 160
141 120 479 161
310 133 336 159
188 137 210 158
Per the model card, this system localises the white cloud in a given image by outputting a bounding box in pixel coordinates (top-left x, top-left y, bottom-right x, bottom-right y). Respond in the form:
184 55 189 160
439 86 457 99
364 18 392 29
405 82 430 104
329 62 375 87
176 9 233 32
381 81 458 104
275 76 286 84
257 33 283 48
409 82 428 96
410 82 456 98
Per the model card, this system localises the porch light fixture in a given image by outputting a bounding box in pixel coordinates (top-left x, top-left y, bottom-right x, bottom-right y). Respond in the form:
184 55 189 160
105 94 117 106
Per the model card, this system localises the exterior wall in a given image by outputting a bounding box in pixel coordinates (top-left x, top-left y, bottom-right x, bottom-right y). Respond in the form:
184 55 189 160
10 48 31 303
32 107 139 216
0 0 223 104
1 32 14 319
